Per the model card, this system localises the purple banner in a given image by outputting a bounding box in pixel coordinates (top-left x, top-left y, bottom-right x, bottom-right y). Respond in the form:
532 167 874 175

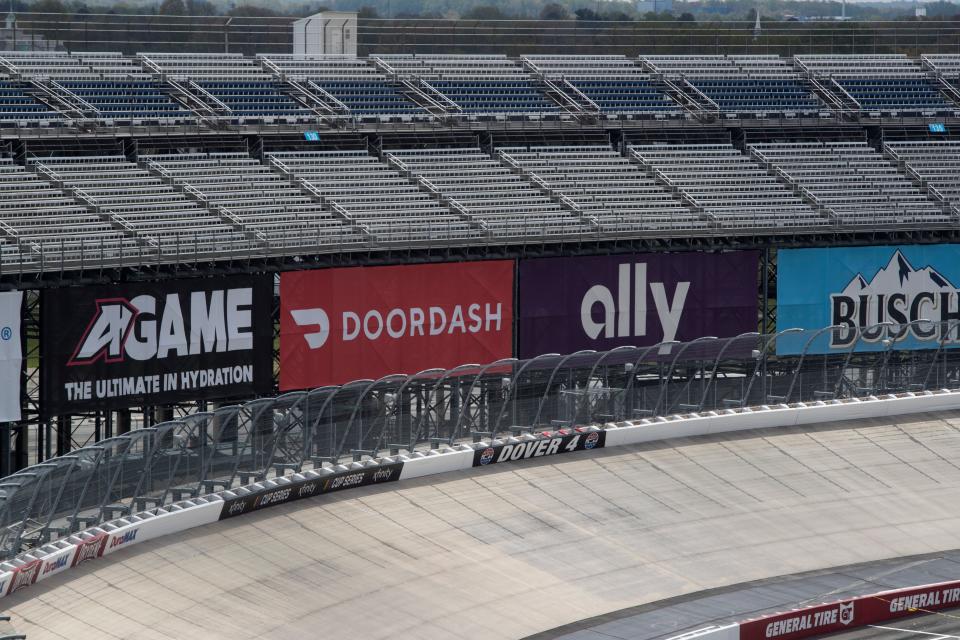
518 251 760 358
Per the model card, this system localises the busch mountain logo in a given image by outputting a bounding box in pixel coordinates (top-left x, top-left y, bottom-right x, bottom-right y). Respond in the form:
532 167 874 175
830 250 960 348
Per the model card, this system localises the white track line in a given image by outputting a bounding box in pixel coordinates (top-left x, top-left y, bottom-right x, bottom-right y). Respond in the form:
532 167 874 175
869 624 960 638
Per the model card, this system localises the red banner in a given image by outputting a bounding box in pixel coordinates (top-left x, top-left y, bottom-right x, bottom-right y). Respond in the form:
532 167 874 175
280 261 514 390
739 580 960 640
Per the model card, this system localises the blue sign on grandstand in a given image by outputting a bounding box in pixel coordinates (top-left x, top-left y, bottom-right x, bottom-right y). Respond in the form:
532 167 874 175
304 131 320 141
929 123 947 133
777 244 960 355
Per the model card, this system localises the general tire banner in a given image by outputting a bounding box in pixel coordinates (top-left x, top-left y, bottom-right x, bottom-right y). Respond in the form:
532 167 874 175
778 244 960 354
472 430 606 467
218 462 404 520
0 291 23 422
517 252 759 358
279 261 513 390
740 579 960 640
41 275 273 417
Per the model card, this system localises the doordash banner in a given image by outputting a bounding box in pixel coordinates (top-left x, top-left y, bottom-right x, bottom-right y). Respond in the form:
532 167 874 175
279 261 514 390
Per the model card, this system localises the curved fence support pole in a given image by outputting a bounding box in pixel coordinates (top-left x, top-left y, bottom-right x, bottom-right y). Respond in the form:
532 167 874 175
696 332 761 412
921 319 960 391
654 336 717 416
531 350 597 427
491 354 560 434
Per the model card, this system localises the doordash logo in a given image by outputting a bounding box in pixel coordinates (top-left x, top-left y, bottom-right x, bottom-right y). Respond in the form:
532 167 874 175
290 308 330 349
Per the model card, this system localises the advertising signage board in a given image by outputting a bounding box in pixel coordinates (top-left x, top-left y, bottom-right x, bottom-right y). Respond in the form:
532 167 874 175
279 261 514 390
41 275 273 417
777 245 960 355
517 252 759 358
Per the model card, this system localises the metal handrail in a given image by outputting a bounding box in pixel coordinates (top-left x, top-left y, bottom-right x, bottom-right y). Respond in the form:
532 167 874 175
0 323 952 560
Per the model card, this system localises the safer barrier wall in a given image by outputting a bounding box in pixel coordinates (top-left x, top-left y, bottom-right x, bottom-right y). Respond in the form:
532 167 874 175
3 388 959 604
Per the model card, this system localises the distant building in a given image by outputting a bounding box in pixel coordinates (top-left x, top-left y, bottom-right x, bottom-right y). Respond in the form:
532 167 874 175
635 0 674 14
293 11 358 57
915 6 927 17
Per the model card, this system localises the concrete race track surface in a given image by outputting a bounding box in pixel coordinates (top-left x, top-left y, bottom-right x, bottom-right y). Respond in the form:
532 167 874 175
7 412 960 640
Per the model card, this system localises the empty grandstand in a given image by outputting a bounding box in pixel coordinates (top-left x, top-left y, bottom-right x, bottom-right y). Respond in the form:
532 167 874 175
642 55 824 118
4 32 960 640
795 54 958 117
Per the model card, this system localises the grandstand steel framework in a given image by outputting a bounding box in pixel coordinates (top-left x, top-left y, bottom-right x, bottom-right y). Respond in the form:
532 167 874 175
1 322 959 559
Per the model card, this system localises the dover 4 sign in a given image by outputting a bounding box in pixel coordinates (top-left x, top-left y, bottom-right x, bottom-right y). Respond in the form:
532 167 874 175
778 245 960 354
473 430 606 467
41 275 273 417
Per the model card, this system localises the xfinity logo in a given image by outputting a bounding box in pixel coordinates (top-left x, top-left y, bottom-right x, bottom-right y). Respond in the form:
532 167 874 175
291 303 502 349
69 288 255 366
581 263 689 353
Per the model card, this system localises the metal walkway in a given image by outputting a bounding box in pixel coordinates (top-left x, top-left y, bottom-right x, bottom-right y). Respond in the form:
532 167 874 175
6 411 960 640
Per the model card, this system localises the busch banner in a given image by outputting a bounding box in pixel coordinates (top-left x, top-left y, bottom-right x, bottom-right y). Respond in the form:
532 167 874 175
778 245 960 354
41 275 273 417
0 291 23 421
517 252 759 358
280 261 513 390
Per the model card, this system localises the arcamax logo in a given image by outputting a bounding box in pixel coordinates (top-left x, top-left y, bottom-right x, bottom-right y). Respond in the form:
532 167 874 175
69 289 255 366
830 250 960 347
581 263 689 354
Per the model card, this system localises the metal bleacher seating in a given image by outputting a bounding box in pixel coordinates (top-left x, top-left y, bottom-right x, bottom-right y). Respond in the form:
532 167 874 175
0 51 191 124
267 149 481 242
884 140 960 216
629 143 828 229
1 156 141 264
142 53 314 123
31 155 254 255
259 54 426 122
386 146 593 236
378 54 561 119
795 54 958 117
495 145 707 232
921 55 960 105
642 55 823 118
749 141 951 226
139 152 366 248
522 55 681 118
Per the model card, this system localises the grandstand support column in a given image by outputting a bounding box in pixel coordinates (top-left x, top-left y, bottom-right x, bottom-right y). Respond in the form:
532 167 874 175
761 248 776 335
0 423 10 477
12 423 24 474
155 406 174 424
56 415 70 457
116 409 131 436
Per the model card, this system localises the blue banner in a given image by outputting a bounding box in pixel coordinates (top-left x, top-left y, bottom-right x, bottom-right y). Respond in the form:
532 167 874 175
777 245 960 355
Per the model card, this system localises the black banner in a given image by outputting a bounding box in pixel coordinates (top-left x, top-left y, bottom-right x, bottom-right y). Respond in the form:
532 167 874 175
219 462 404 520
473 430 606 467
41 275 273 417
